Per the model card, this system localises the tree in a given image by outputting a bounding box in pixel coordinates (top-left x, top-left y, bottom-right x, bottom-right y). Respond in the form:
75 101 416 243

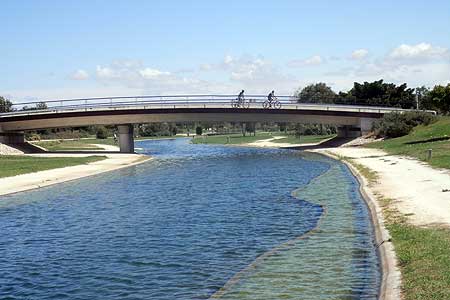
427 84 450 114
0 96 13 112
195 126 203 135
373 111 436 138
340 80 415 108
414 86 430 110
96 126 109 139
295 83 337 104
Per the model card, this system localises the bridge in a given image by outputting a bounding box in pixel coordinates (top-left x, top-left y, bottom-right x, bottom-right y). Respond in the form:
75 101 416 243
0 94 420 153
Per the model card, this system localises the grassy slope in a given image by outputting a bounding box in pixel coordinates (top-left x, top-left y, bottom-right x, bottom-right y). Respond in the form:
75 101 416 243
0 155 106 178
35 138 118 151
366 116 450 169
192 132 333 145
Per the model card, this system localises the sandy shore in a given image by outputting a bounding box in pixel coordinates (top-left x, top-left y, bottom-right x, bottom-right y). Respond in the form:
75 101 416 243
0 144 151 196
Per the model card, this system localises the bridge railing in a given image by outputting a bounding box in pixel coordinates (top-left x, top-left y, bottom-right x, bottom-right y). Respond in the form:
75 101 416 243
0 94 431 117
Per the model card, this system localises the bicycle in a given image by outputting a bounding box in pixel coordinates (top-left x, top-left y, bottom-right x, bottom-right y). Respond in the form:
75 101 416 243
262 97 281 109
231 97 250 109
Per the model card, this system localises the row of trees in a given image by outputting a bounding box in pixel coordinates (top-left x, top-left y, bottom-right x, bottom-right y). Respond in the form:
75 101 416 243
295 80 450 114
0 97 48 112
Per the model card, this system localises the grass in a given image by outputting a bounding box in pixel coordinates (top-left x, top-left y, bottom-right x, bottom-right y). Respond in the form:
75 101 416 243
191 132 277 144
0 155 106 178
387 223 450 299
366 116 450 169
35 138 118 151
192 132 333 145
35 136 178 151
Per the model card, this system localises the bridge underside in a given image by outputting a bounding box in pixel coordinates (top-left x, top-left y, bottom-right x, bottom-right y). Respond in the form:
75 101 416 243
0 108 378 153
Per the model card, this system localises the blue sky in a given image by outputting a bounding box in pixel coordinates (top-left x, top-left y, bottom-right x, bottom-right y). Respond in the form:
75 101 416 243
1 0 450 101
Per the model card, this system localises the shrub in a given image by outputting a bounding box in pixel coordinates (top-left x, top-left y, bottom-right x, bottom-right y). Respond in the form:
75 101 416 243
195 126 203 136
373 111 437 138
96 126 109 139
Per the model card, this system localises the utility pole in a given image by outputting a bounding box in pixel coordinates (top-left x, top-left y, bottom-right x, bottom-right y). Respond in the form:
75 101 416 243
415 88 420 110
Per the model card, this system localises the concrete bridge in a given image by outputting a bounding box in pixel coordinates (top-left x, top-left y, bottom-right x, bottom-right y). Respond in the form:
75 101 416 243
0 95 419 153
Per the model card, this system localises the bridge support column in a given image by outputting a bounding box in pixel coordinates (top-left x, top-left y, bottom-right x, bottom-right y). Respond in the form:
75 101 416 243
337 118 376 138
359 117 376 136
337 125 361 138
0 131 25 144
117 124 134 153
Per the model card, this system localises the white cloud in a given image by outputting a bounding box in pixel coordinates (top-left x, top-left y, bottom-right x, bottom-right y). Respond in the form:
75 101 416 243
388 43 449 62
304 55 322 65
139 68 171 79
70 69 89 80
287 55 323 67
96 66 118 79
199 64 212 71
351 49 369 60
224 55 233 65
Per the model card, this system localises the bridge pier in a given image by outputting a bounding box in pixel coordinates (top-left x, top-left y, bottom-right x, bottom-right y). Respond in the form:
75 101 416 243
359 117 376 136
337 118 376 137
0 131 25 144
117 124 134 153
337 126 361 138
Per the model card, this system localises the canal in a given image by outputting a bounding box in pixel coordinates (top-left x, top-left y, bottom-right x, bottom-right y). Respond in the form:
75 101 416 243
0 138 380 299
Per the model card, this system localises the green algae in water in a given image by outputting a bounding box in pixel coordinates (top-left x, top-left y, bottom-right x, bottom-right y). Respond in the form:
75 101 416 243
212 157 380 299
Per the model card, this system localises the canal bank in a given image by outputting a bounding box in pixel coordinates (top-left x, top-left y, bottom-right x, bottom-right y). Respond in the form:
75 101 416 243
0 153 151 196
313 149 401 300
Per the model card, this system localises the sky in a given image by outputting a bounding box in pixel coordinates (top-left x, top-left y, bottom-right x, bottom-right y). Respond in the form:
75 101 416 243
1 0 450 102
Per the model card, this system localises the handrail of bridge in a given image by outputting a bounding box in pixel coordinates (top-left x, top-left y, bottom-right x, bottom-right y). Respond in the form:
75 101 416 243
0 94 435 117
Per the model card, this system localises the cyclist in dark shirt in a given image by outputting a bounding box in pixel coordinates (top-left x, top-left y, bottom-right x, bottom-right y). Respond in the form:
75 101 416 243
238 90 245 101
268 90 275 103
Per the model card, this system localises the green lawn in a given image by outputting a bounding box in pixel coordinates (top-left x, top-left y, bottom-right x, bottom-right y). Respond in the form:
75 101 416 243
191 132 277 144
35 136 179 151
35 138 118 151
191 132 334 145
388 223 450 299
0 155 106 178
366 116 450 169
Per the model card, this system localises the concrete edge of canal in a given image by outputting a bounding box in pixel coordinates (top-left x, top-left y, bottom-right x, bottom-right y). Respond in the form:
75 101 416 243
312 150 402 300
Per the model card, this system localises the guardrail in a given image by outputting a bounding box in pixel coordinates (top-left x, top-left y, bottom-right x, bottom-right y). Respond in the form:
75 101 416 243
0 94 433 117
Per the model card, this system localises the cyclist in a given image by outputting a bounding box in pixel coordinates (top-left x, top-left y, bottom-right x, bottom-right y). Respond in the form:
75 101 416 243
238 90 245 102
268 90 275 106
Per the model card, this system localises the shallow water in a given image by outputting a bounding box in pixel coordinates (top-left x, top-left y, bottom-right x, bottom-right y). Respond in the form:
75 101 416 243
0 139 380 299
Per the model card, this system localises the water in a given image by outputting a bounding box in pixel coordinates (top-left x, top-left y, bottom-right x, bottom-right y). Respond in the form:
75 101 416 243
0 139 380 299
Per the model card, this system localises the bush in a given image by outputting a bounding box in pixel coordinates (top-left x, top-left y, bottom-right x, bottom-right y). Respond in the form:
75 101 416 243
195 126 203 135
96 126 109 139
373 111 437 138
